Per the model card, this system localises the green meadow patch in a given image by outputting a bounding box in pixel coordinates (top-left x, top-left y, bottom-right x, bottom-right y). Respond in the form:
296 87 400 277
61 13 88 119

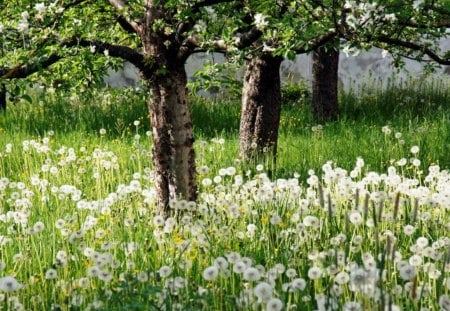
0 80 449 310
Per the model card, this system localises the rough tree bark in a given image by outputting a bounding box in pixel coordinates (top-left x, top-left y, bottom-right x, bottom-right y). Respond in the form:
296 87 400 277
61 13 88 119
139 1 197 215
143 66 196 211
239 54 283 164
312 45 339 122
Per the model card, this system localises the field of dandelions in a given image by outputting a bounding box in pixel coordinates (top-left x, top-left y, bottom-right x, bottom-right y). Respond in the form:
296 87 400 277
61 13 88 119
0 80 449 311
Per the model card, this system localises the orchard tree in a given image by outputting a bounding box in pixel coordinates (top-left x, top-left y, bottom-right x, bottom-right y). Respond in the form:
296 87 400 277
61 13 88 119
0 0 242 215
233 0 449 161
202 2 338 163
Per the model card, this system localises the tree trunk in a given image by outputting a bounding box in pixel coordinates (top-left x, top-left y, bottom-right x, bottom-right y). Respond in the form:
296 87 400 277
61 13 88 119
0 83 6 111
145 66 197 215
239 54 282 166
312 45 339 122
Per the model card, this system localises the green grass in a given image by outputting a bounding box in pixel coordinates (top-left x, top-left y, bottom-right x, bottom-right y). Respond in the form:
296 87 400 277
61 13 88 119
0 78 449 310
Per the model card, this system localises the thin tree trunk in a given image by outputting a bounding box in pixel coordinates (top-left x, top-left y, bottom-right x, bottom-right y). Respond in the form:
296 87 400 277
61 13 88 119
312 45 339 122
239 54 282 166
0 83 6 111
146 66 197 215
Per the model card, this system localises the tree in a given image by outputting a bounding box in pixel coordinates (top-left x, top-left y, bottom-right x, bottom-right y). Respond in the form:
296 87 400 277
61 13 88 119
239 53 283 164
0 0 239 215
220 3 338 164
312 43 340 123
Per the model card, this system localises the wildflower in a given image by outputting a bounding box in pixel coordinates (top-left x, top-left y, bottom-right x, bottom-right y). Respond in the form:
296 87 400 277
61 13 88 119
409 254 422 266
243 267 261 281
439 295 450 311
136 271 148 282
158 266 172 278
410 146 420 154
285 268 297 278
307 266 322 280
45 269 58 280
397 158 407 166
399 264 416 281
98 271 113 282
266 298 283 311
335 271 350 285
153 215 165 227
86 266 100 277
33 221 45 233
403 225 415 236
292 278 306 290
99 128 106 135
202 266 219 281
71 294 83 306
233 261 247 274
343 301 362 311
0 276 20 292
254 282 272 302
381 126 392 135
270 214 282 225
350 268 368 288
56 251 67 266
226 252 241 264
349 211 362 225
76 277 90 289
55 219 65 229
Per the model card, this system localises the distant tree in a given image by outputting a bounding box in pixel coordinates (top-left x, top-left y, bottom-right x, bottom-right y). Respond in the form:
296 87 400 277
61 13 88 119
312 43 340 123
233 0 450 162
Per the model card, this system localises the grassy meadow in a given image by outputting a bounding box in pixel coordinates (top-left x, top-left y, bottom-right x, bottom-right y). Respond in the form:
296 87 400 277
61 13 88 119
0 77 449 310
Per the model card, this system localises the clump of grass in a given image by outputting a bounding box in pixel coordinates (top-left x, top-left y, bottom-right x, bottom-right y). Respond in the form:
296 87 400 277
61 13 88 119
0 130 448 310
0 78 449 310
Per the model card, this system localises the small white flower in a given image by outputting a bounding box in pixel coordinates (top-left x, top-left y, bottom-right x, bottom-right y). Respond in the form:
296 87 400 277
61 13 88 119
45 268 58 280
254 282 272 302
254 13 268 30
266 298 283 311
307 266 322 280
335 271 350 285
0 276 20 292
137 271 148 282
243 267 261 281
439 295 450 311
399 264 416 281
410 146 420 154
158 266 172 278
385 13 397 22
202 266 219 281
34 3 46 14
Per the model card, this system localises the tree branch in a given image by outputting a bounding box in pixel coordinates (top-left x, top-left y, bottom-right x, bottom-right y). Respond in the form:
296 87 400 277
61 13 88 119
0 54 62 80
75 39 145 69
236 27 263 49
0 38 145 80
294 31 338 54
108 0 141 34
375 36 450 65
